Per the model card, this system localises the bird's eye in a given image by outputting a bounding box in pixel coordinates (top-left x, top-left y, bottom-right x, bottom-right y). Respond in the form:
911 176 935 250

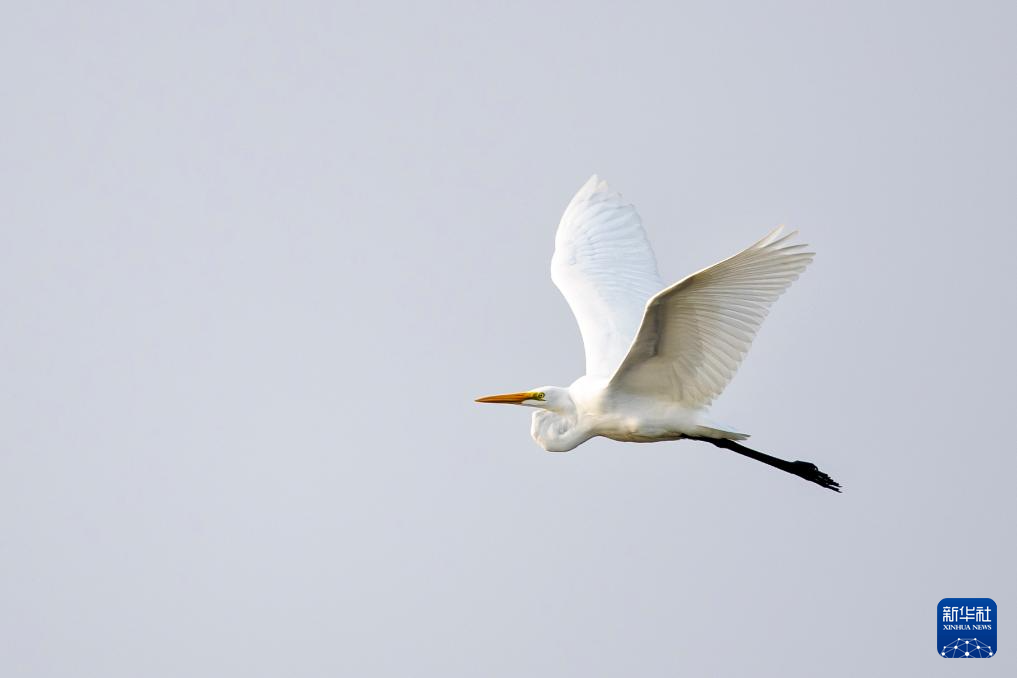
536 392 545 400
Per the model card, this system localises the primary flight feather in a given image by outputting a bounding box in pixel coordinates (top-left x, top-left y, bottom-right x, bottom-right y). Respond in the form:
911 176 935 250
477 176 840 491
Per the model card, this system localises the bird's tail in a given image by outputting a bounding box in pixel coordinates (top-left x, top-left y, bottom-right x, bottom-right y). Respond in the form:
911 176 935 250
691 419 750 441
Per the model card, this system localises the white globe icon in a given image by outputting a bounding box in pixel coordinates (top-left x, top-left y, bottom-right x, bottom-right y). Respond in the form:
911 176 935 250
941 639 993 658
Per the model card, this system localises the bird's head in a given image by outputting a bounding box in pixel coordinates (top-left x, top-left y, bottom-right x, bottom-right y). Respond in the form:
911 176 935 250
475 386 570 412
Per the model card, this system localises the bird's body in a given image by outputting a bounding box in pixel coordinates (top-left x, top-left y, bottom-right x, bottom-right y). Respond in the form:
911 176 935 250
477 176 840 491
529 376 730 452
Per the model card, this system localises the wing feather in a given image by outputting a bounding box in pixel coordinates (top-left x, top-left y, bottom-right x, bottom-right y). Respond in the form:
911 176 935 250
551 176 663 378
609 227 813 406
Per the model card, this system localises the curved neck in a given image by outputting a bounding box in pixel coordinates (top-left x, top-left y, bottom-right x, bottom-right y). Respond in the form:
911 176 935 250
530 398 588 452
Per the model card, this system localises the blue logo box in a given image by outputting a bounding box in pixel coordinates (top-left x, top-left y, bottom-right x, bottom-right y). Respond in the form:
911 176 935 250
938 598 996 658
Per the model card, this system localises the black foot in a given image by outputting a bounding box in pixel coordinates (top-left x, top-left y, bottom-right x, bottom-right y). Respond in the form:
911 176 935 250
787 460 841 493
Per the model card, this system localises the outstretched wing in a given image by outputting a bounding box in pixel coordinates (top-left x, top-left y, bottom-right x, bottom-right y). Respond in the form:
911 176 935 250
609 227 813 407
551 176 663 378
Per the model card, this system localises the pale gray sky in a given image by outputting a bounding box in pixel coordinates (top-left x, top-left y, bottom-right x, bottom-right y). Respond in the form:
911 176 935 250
2 1 1015 676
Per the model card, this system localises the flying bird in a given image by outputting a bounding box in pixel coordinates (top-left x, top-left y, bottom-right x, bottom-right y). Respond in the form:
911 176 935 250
476 176 840 492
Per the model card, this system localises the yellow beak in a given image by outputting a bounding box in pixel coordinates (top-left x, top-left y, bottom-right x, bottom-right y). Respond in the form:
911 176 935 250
475 391 541 404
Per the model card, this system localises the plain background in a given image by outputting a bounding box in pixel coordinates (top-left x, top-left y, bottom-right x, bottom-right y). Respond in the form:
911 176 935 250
2 1 1015 676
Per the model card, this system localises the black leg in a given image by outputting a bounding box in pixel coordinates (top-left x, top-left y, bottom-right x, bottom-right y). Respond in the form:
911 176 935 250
687 436 842 492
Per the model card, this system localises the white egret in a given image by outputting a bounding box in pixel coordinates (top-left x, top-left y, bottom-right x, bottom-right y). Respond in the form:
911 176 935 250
477 176 840 492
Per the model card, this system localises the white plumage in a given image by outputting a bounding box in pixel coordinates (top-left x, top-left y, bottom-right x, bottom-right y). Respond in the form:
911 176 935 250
478 176 838 491
551 176 663 379
610 224 813 408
